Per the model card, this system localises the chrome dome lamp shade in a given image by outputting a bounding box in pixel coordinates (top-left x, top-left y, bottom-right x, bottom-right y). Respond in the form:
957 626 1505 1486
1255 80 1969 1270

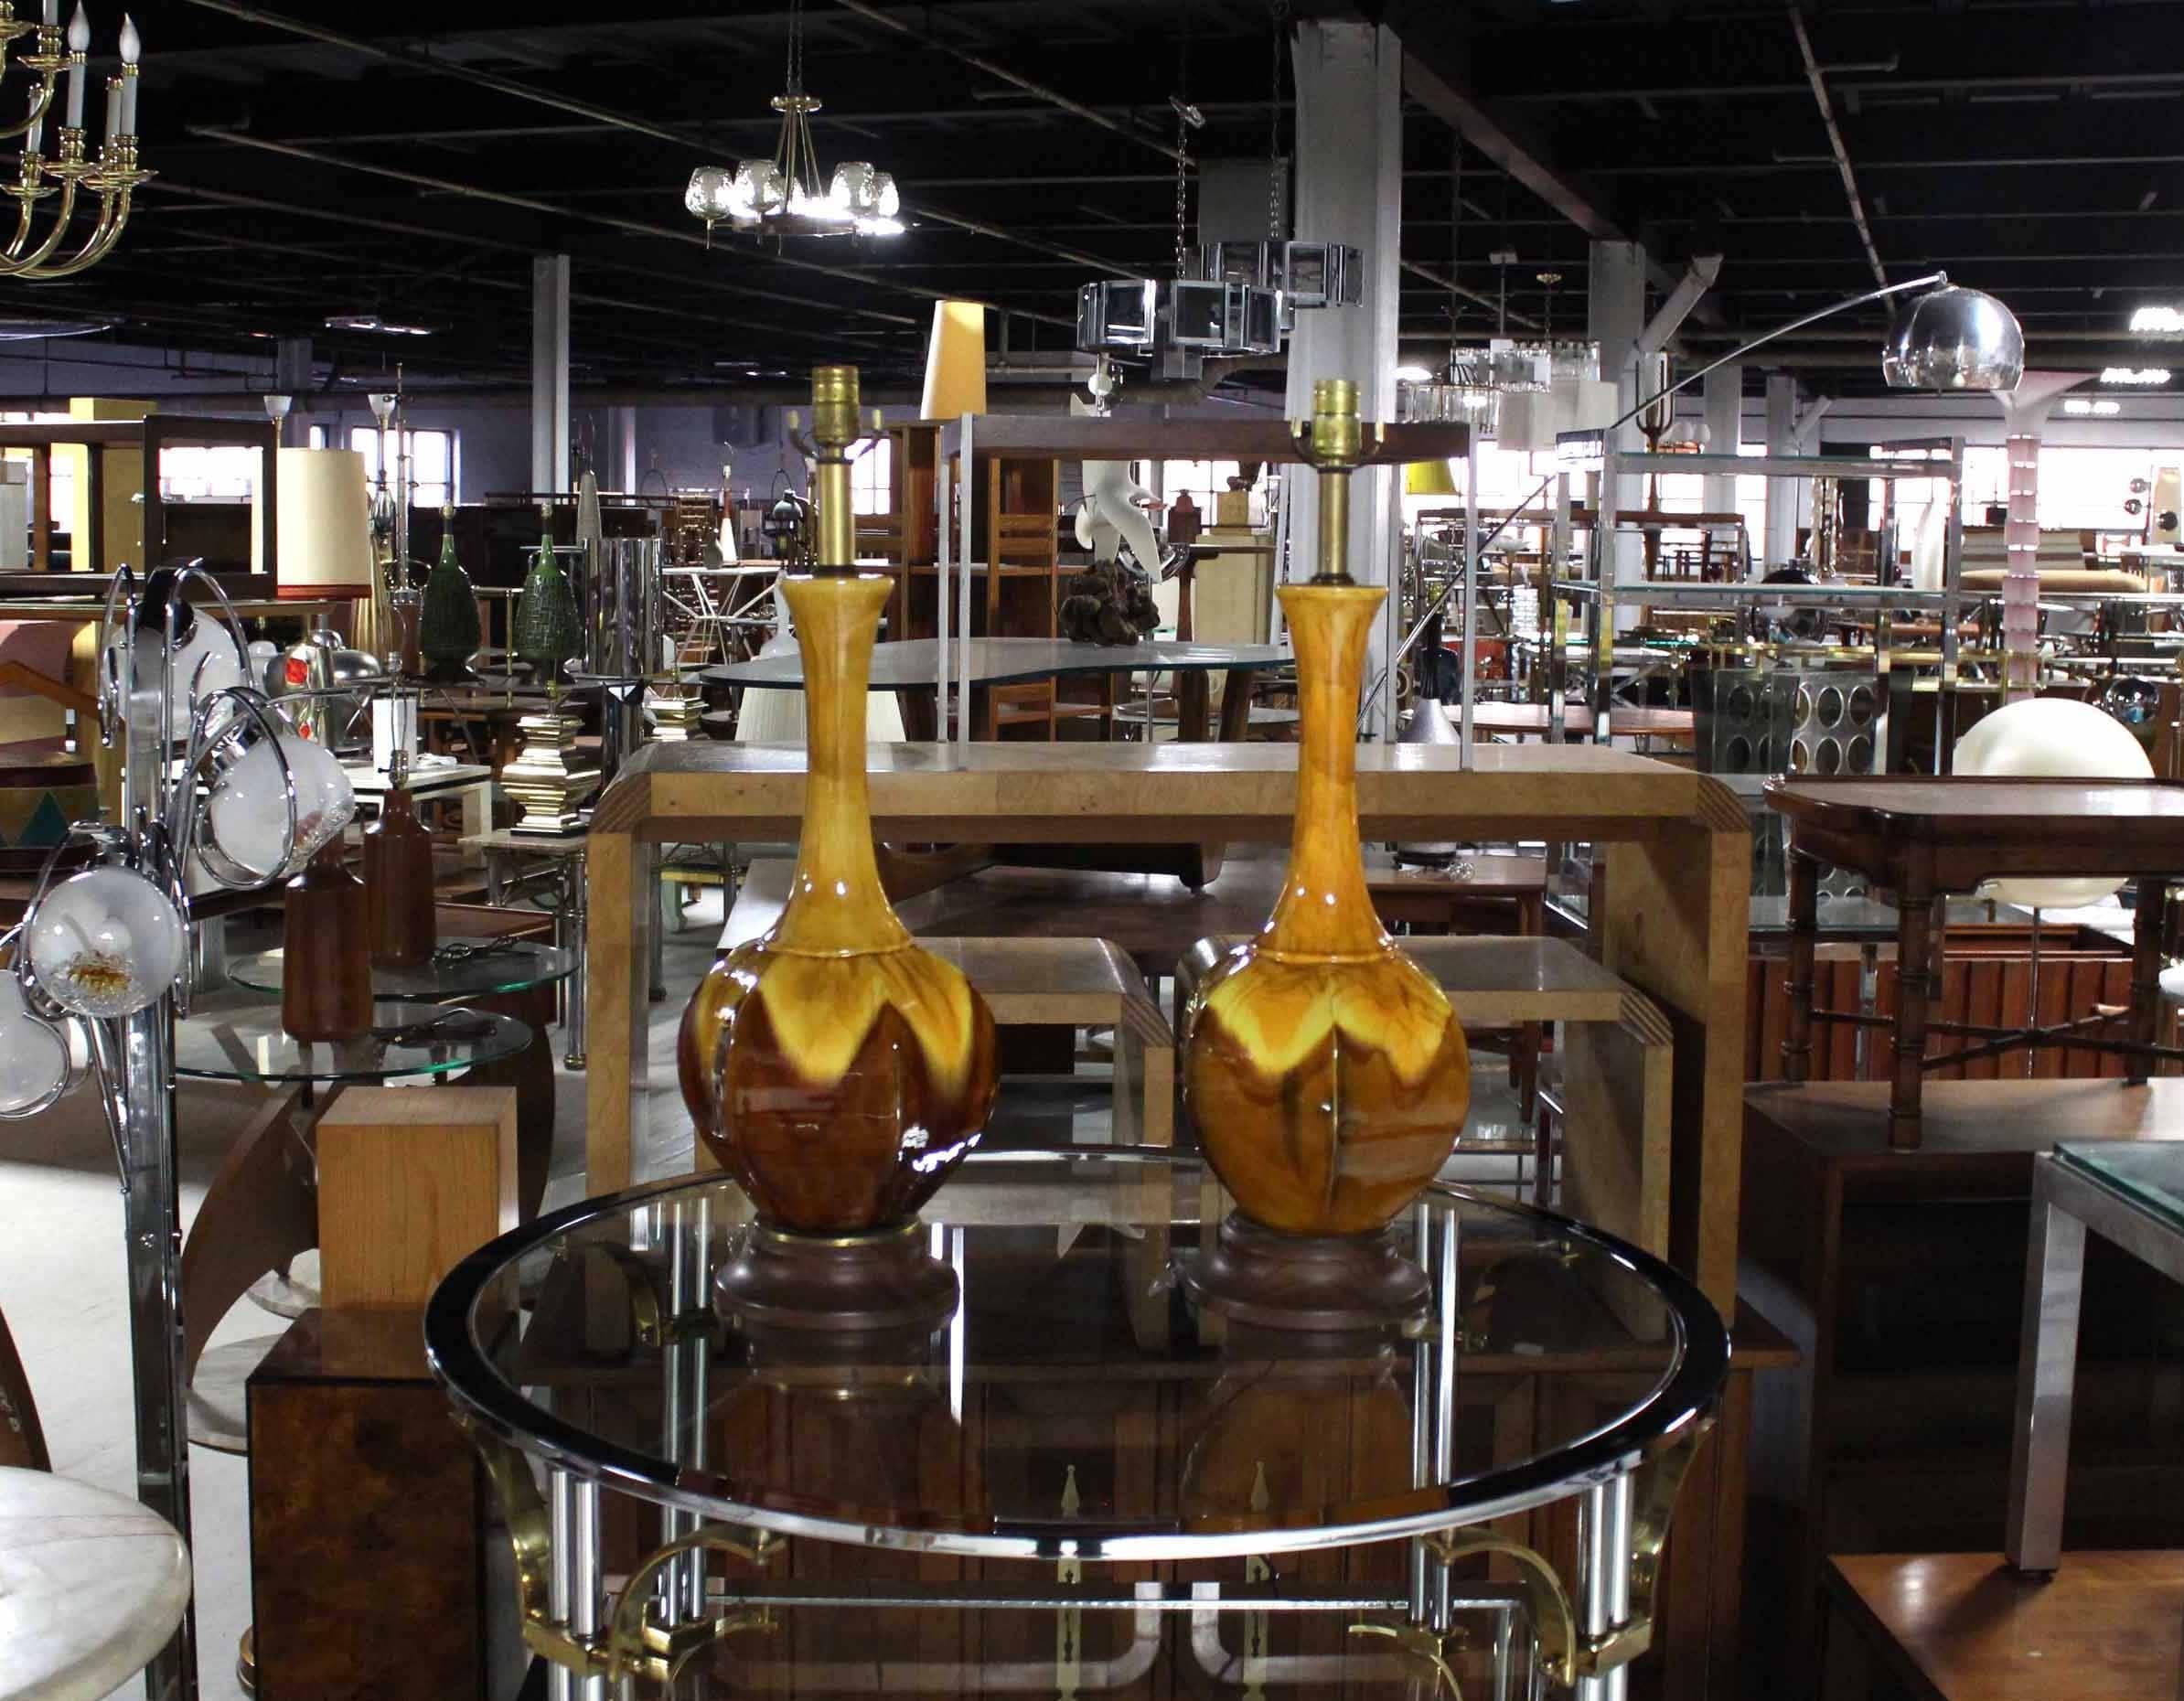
1883 284 2025 393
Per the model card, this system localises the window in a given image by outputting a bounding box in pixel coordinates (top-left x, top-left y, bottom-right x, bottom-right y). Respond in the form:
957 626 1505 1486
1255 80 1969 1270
346 425 457 508
850 434 891 516
155 444 265 502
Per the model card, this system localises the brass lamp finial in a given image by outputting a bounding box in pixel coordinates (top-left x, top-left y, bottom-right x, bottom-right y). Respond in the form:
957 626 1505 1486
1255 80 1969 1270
808 364 860 572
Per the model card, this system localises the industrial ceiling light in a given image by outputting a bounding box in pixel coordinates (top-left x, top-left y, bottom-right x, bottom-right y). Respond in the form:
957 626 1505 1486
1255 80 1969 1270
324 313 434 337
2130 305 2184 337
683 0 899 241
2102 366 2172 385
2063 398 2121 416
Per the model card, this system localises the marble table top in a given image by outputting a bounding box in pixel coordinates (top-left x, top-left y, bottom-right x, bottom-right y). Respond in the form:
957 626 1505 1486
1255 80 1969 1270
0 1467 190 1701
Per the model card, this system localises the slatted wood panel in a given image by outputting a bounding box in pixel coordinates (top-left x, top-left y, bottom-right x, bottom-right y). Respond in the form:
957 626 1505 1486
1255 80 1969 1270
1746 947 2143 1083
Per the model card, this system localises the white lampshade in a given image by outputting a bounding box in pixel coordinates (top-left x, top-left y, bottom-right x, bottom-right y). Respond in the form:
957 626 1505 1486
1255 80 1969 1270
1953 697 2154 907
275 447 373 593
921 300 987 422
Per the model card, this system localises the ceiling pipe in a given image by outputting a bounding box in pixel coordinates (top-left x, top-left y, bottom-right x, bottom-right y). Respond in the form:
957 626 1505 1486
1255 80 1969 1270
1400 259 1543 331
176 0 696 144
184 126 1092 333
1789 5 1887 287
825 0 1189 166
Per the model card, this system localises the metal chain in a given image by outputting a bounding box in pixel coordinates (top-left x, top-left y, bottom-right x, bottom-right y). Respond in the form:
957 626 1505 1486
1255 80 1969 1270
787 0 804 94
1174 113 1190 278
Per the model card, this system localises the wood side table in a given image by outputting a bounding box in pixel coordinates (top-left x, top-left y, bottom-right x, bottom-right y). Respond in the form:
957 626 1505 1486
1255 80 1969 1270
1766 777 2184 1148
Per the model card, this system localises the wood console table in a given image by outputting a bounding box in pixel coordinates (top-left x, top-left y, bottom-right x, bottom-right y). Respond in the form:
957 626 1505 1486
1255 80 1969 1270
1767 776 2184 1149
585 740 1750 1311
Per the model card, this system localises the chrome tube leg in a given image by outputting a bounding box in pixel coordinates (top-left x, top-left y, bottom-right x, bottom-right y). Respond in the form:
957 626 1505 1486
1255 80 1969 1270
1575 1473 1635 1701
122 1001 196 1701
572 1476 606 1701
2006 1167 2086 1574
564 861 588 1070
549 1468 577 1701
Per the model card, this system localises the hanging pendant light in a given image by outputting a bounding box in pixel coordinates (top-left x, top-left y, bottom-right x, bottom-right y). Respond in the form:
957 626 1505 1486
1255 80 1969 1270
684 0 901 240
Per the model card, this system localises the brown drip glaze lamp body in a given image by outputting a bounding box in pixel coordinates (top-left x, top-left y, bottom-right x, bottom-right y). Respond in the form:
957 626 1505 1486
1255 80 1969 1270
1180 378 1471 1327
680 365 999 1332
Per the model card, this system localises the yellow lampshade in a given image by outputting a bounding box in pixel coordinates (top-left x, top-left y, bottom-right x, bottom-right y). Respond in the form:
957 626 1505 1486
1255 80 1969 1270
275 447 373 594
920 300 987 421
1405 458 1459 498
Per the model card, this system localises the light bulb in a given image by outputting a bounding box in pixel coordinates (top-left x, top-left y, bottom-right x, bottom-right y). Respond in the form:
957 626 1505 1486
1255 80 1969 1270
875 174 900 219
65 3 87 52
118 12 136 62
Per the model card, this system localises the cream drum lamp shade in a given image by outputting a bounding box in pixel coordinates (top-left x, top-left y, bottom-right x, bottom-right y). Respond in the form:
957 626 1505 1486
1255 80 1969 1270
921 301 987 421
275 447 373 594
1952 696 2154 908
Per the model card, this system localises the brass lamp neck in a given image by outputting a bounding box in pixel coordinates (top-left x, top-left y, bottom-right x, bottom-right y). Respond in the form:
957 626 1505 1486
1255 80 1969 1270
808 364 860 573
1302 377 1363 586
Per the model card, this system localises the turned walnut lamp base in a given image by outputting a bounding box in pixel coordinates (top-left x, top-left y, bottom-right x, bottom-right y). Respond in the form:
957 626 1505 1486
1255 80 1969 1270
1178 1213 1430 1332
713 1220 959 1334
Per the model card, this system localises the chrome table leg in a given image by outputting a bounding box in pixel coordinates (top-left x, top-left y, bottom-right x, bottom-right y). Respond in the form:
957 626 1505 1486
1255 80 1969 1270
2006 1160 2087 1574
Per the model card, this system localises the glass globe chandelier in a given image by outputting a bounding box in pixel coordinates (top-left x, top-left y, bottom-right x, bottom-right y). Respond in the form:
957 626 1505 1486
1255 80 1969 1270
684 0 900 241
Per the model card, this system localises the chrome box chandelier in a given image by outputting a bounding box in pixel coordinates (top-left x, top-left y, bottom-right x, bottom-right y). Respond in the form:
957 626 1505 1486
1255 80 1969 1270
684 0 900 240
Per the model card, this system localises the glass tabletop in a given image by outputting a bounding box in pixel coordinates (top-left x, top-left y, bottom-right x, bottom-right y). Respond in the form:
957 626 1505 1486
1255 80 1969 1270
173 999 533 1084
226 936 574 1000
2058 1140 2184 1235
427 1150 1726 1562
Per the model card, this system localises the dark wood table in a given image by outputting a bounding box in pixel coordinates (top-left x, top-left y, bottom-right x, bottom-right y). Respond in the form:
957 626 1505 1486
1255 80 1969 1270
1766 776 2184 1148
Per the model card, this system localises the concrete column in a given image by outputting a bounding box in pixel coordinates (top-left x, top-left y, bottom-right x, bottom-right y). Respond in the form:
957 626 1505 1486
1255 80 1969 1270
609 405 638 493
1702 362 1741 515
1764 372 1798 565
1588 239 1647 593
1282 18 1401 732
273 337 311 447
531 253 571 495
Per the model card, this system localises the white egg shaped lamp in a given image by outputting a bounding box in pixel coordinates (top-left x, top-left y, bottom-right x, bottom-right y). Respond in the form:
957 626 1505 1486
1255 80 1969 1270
0 968 69 1115
205 730 356 882
24 866 187 1019
1952 697 2153 907
105 615 248 741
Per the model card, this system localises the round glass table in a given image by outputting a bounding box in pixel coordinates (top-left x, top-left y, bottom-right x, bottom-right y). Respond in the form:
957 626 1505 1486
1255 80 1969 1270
427 1150 1727 1699
173 1000 532 1086
225 937 573 1001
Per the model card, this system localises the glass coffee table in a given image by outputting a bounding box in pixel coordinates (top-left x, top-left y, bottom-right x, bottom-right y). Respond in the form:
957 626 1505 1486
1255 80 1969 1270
173 999 532 1087
225 937 574 1003
428 1150 1727 1700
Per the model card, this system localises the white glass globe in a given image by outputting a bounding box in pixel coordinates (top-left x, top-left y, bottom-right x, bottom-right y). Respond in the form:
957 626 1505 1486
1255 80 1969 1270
25 866 187 1019
0 970 68 1114
206 731 355 882
1953 697 2154 907
685 165 737 222
106 620 247 741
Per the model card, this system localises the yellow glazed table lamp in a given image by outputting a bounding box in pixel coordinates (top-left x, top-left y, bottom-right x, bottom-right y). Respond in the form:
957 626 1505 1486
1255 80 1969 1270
680 364 998 1331
1181 379 1471 1327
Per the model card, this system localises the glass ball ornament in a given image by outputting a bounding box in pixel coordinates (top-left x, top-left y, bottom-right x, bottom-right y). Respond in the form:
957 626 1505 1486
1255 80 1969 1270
733 160 786 219
205 730 355 882
0 968 69 1116
25 866 187 1019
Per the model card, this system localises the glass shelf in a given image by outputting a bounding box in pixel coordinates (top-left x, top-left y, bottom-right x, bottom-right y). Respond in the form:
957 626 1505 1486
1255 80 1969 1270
173 1000 532 1086
227 937 573 1000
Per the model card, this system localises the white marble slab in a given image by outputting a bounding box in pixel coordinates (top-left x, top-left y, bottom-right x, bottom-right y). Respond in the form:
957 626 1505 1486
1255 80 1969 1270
0 1467 190 1701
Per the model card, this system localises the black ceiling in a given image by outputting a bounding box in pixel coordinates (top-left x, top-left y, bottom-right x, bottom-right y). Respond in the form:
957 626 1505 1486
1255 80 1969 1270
6 0 2179 399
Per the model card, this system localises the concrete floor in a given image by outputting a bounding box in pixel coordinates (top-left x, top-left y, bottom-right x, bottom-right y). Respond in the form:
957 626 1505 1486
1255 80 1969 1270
3 885 1535 1701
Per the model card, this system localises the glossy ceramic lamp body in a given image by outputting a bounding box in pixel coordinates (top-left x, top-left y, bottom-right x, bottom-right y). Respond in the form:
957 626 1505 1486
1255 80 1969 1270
680 366 998 1266
1182 379 1469 1300
1184 583 1471 1234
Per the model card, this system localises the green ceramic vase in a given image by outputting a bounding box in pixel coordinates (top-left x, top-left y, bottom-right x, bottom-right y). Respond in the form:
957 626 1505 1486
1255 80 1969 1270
418 508 482 683
512 522 583 687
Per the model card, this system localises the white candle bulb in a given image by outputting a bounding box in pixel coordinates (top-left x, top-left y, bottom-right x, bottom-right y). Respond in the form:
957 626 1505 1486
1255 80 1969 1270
63 3 87 130
26 106 43 156
118 15 136 134
41 0 56 27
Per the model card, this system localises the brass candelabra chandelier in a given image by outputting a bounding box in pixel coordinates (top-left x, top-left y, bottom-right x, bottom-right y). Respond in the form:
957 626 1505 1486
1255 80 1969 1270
0 0 148 279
